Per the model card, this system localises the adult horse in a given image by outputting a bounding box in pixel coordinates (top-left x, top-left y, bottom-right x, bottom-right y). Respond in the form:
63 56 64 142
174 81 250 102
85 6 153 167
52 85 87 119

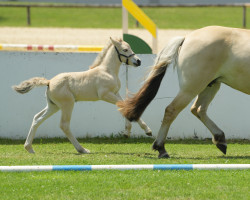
13 37 152 154
118 26 250 158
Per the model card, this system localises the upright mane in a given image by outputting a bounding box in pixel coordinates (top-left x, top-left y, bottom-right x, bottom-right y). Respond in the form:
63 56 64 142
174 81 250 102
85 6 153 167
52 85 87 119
89 40 112 69
89 38 123 69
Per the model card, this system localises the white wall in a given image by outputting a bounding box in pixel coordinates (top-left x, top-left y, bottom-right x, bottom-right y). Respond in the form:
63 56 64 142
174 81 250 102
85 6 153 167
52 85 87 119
0 52 249 139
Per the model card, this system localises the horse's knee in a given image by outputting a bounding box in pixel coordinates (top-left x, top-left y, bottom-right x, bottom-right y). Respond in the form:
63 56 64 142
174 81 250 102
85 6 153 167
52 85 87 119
191 105 198 117
191 106 207 120
163 105 176 124
32 113 42 126
60 121 70 133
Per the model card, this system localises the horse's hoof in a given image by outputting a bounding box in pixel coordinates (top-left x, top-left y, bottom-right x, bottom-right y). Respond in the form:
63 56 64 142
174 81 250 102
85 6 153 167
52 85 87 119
24 145 35 154
216 143 227 155
78 148 90 154
146 131 152 137
84 149 91 154
152 141 169 159
158 152 170 159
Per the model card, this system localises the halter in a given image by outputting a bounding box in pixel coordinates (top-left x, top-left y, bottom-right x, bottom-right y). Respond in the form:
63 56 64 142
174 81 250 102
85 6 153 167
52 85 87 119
115 46 135 65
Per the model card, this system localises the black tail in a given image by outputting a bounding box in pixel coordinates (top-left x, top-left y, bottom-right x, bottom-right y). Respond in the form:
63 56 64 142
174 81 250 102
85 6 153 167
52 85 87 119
117 63 168 121
117 36 185 121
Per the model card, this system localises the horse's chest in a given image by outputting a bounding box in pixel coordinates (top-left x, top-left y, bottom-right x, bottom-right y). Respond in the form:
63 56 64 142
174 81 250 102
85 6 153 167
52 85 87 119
111 79 121 93
98 74 121 92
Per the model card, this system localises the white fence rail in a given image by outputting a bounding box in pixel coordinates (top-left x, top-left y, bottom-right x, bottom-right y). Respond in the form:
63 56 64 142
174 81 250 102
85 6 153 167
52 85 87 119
0 52 249 139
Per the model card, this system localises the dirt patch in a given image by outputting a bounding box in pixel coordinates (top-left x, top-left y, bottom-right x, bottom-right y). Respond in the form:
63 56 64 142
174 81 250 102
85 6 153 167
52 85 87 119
0 27 192 52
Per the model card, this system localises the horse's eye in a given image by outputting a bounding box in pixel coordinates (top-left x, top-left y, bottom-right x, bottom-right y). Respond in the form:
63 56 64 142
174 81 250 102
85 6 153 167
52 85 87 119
123 49 128 52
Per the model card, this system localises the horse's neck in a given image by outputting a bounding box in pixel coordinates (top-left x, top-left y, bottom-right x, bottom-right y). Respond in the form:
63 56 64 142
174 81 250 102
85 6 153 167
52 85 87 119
101 46 121 77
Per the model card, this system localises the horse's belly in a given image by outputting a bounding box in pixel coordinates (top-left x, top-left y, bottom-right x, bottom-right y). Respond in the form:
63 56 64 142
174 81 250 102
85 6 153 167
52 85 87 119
74 89 99 101
221 66 250 95
222 78 250 95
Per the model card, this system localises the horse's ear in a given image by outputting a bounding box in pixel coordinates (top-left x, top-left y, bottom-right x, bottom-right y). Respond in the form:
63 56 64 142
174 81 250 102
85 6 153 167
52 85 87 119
110 37 121 47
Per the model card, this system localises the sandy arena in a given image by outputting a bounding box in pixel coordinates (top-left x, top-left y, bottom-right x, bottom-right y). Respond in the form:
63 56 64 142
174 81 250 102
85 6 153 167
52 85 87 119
0 27 192 52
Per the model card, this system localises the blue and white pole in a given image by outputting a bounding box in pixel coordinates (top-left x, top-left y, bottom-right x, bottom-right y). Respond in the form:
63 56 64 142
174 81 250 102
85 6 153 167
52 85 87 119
0 164 249 172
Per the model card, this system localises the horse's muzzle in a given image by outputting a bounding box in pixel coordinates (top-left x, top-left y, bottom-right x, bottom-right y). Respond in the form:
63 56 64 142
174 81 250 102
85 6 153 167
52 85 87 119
134 59 141 67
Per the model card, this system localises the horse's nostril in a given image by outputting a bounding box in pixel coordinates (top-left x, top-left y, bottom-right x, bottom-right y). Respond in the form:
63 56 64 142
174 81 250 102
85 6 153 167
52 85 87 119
137 60 141 66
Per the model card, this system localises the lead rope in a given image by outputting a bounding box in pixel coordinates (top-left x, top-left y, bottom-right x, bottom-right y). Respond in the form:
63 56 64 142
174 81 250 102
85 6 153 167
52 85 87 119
114 46 133 97
126 64 129 97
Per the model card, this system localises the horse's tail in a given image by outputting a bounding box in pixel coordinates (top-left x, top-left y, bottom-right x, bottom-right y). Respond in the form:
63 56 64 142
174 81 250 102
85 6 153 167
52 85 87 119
117 36 185 121
12 77 50 94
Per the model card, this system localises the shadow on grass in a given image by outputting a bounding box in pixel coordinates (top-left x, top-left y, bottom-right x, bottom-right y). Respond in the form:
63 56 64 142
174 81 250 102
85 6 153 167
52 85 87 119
97 152 250 160
0 136 249 145
53 149 250 160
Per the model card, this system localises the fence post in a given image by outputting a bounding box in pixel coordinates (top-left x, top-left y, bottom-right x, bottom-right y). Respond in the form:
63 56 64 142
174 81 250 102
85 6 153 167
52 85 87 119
152 28 157 54
243 5 246 28
122 5 128 34
27 6 31 26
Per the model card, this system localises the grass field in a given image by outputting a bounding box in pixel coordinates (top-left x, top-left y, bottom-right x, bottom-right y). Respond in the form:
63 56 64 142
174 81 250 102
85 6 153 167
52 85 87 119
0 6 249 29
0 137 249 199
0 3 250 200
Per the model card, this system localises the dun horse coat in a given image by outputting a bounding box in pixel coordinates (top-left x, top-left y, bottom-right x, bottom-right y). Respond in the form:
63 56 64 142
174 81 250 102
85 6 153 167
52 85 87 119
118 26 250 158
13 37 152 154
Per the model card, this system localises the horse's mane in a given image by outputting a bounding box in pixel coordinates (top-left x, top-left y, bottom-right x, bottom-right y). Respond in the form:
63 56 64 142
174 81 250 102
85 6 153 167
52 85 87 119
89 38 122 69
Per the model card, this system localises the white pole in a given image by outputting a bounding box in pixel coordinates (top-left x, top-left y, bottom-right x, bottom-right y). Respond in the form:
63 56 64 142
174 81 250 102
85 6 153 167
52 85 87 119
122 5 128 34
0 164 250 172
152 28 158 54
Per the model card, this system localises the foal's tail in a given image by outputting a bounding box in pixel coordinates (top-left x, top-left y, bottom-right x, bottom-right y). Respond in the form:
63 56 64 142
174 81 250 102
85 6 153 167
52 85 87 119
12 77 50 94
117 36 185 121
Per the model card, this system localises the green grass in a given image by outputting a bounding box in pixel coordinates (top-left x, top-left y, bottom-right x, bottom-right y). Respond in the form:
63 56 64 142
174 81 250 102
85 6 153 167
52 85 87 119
1 170 249 200
0 6 249 29
0 137 249 200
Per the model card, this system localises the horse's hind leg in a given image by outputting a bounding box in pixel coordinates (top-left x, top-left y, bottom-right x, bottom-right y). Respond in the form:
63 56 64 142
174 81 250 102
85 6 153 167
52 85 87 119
190 82 227 154
59 100 90 154
24 98 59 153
153 91 196 158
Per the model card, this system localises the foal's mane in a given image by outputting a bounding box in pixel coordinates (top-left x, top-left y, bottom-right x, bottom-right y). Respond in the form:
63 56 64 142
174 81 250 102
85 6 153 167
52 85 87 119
89 38 122 69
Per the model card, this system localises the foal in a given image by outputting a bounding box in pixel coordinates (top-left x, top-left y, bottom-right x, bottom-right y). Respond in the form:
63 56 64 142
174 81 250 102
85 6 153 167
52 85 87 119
13 37 152 154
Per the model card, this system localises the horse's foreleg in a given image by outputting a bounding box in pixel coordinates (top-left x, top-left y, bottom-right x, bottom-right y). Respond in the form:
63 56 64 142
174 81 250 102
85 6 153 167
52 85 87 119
124 119 132 138
24 100 59 153
59 101 90 154
102 92 152 137
137 119 152 136
101 92 131 137
190 82 227 154
124 118 152 138
153 91 195 158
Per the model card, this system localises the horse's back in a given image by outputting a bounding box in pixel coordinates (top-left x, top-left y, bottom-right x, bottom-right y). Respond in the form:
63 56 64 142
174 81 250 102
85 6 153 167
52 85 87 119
180 26 250 61
48 70 100 102
178 26 250 94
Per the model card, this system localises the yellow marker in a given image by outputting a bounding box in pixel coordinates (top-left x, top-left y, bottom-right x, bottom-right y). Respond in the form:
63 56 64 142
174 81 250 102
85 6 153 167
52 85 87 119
123 0 157 38
78 46 103 52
